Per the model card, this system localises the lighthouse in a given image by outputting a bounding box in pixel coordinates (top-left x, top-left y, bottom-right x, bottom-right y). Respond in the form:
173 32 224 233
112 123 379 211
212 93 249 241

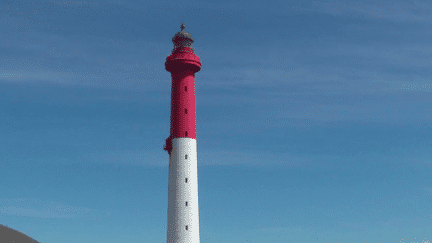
164 23 201 243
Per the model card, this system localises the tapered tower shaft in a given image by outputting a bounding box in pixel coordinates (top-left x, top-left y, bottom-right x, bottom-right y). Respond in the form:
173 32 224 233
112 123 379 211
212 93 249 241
164 23 201 243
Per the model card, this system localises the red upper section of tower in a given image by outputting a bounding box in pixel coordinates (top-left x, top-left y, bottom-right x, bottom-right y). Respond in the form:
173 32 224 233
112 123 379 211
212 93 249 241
164 24 201 155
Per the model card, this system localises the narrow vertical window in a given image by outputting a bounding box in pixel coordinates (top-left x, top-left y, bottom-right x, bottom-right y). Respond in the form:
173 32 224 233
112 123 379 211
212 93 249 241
185 108 188 114
185 225 188 230
185 154 188 159
185 178 188 183
185 86 187 92
185 131 188 137
186 201 188 206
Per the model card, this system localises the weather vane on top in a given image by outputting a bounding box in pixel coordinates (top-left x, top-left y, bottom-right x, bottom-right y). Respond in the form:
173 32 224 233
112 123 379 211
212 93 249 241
180 22 185 31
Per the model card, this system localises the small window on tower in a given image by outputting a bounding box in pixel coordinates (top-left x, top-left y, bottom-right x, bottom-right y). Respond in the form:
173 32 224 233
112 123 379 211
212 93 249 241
185 86 187 92
185 131 188 137
185 108 188 114
186 201 188 206
185 178 188 183
185 154 188 159
185 225 188 231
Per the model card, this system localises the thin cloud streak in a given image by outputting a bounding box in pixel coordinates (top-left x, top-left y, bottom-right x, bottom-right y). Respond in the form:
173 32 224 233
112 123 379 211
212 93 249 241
0 197 101 220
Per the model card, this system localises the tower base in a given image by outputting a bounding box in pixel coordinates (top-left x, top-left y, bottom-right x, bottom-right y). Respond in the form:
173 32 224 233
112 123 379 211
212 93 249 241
166 138 200 243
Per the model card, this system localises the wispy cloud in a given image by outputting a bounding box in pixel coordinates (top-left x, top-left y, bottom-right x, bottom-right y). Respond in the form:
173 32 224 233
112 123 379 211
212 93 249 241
257 225 305 234
313 1 432 23
0 197 101 220
79 149 167 166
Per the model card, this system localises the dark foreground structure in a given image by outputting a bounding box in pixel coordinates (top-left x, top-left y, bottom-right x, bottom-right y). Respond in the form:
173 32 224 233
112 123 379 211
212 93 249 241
0 224 40 243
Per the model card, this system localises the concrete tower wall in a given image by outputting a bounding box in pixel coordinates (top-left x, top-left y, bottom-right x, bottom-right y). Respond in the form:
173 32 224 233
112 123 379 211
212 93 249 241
167 138 200 243
169 69 197 139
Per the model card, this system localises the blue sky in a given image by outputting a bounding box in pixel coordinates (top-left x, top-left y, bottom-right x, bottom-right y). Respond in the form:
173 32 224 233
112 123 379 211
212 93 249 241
0 0 431 242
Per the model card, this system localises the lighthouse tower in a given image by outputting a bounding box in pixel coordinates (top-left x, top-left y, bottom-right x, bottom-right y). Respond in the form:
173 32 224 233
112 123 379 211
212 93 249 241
164 23 201 243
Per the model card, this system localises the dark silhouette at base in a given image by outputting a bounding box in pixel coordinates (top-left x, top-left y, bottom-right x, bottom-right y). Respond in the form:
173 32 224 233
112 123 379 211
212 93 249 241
0 224 40 243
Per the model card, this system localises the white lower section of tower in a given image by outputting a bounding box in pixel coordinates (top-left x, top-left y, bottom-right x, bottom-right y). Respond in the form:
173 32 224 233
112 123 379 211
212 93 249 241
167 138 200 243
